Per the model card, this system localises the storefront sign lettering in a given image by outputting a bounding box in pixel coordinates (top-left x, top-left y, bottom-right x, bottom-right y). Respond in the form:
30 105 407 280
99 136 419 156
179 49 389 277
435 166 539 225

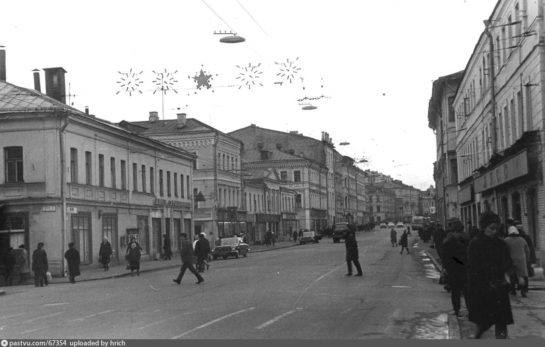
475 150 529 193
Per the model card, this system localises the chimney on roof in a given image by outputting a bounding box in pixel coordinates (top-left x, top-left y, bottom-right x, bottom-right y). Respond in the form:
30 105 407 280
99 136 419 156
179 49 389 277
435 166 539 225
289 131 299 135
176 113 187 128
0 46 6 82
149 111 159 122
44 67 67 103
85 106 89 115
32 69 41 92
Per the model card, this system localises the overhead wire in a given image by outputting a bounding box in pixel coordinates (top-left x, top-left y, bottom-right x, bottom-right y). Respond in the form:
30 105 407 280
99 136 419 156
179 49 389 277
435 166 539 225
236 0 268 37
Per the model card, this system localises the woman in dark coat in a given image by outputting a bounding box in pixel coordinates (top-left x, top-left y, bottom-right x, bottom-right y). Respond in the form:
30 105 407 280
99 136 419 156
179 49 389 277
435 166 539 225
32 242 48 287
442 226 469 316
345 229 363 276
390 227 397 247
64 242 81 283
467 211 514 339
99 238 113 271
126 241 141 276
399 231 409 254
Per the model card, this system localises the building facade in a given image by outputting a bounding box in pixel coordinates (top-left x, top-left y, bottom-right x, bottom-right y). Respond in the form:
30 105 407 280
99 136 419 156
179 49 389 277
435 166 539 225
428 71 464 225
0 77 195 276
453 0 544 267
121 114 244 246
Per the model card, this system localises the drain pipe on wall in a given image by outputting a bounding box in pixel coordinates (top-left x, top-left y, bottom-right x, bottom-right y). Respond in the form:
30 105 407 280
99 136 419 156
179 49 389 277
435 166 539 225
59 113 70 276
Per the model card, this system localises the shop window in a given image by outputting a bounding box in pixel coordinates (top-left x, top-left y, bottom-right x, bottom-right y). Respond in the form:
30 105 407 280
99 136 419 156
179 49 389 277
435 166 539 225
4 147 24 183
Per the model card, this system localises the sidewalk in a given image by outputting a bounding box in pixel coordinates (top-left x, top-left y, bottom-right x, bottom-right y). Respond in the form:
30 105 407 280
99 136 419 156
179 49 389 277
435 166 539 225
0 240 301 290
414 237 545 339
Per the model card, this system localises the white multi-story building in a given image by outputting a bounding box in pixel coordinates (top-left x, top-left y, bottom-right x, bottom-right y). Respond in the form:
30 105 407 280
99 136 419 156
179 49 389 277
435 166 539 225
453 0 544 267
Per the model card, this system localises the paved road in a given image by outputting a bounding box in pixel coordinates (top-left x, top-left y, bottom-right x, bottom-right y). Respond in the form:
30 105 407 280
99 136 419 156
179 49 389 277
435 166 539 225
0 230 454 339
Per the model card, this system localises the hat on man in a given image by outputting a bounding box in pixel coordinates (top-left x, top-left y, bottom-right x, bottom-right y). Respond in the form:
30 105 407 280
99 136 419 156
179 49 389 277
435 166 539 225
508 226 519 235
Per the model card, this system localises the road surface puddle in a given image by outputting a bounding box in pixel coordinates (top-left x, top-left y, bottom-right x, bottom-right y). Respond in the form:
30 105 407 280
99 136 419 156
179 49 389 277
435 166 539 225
413 313 449 339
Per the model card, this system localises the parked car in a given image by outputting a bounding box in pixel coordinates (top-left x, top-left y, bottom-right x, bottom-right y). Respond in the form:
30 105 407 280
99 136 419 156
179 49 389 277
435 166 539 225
332 222 350 243
299 230 320 245
211 237 249 260
379 223 388 229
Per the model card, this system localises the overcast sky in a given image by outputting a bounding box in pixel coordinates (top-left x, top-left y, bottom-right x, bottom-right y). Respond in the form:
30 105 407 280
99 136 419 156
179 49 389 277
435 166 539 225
1 0 497 190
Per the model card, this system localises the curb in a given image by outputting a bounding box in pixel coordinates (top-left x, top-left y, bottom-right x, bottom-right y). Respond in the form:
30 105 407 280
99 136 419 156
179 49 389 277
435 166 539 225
249 243 300 253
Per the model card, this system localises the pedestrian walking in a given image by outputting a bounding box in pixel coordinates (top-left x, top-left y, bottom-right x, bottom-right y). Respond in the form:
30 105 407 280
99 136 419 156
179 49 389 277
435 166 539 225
515 222 536 278
99 238 113 271
126 241 141 276
32 242 49 287
399 230 409 254
504 226 530 297
15 244 30 284
271 231 276 246
433 223 447 263
390 227 397 247
173 233 204 285
345 229 363 276
163 236 172 260
442 222 469 317
467 211 514 339
194 233 211 272
293 230 298 242
2 247 16 286
64 242 81 284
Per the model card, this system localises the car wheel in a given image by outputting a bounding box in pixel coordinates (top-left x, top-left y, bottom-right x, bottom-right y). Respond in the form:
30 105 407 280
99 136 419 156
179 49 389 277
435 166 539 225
235 253 239 258
243 253 247 257
223 256 228 259
212 255 217 260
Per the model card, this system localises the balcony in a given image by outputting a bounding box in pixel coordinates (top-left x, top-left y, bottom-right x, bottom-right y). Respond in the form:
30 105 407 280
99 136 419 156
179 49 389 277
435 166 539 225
0 182 47 200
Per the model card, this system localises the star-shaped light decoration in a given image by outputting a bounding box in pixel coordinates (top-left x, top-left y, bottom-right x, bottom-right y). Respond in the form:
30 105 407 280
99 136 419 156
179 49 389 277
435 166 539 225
190 67 215 90
152 69 178 95
274 57 301 84
115 68 143 96
235 62 263 89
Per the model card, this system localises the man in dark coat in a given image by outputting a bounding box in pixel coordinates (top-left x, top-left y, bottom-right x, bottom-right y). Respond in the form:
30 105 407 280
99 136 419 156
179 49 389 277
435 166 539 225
345 229 363 276
64 242 81 284
433 223 447 263
99 238 113 271
467 211 514 339
32 242 48 287
442 222 469 317
126 241 141 276
399 231 409 254
3 247 16 286
173 233 204 285
194 233 211 272
163 236 172 260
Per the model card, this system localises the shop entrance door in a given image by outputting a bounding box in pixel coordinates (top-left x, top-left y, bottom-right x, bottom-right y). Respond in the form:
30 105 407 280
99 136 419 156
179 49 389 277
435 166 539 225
152 218 162 258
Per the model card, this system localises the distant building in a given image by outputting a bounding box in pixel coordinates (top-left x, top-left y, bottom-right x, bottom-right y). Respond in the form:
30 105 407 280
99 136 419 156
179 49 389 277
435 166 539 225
0 75 195 276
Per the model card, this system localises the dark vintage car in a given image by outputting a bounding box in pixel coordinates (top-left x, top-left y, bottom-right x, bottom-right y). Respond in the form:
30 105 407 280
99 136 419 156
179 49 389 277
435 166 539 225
211 238 249 260
299 230 320 245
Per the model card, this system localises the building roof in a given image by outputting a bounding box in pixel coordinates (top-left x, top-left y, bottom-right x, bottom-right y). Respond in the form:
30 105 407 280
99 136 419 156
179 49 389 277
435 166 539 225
427 70 464 130
125 117 243 145
230 124 334 148
0 81 83 114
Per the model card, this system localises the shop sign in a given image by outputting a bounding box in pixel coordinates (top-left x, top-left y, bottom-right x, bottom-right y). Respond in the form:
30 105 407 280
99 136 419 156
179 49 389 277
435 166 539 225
255 214 281 223
154 198 192 210
42 205 56 212
195 207 213 220
151 210 162 218
68 207 78 214
475 150 529 193
459 184 473 204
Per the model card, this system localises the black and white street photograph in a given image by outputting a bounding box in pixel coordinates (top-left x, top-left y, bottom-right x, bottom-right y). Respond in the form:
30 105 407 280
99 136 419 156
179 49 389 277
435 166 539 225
1 0 545 343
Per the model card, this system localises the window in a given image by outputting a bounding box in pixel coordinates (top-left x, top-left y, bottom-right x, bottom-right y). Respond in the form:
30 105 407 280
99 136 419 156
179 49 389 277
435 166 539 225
448 96 455 122
517 91 524 134
133 163 138 191
150 167 154 194
222 154 225 170
159 170 164 196
501 27 507 62
498 111 504 150
141 165 146 193
295 194 302 208
510 99 517 142
85 151 92 185
180 174 184 198
515 3 521 39
235 158 238 170
294 170 301 182
70 148 78 183
219 189 223 207
186 175 190 199
4 147 23 183
110 157 116 189
120 160 126 190
525 83 533 131
504 105 510 145
280 171 287 181
508 15 513 48
231 157 234 171
377 205 381 213
496 36 501 68
174 173 178 197
167 171 171 197
98 154 104 187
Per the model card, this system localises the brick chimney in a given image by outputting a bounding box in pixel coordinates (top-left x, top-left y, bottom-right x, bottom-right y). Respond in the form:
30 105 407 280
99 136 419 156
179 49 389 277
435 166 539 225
0 46 6 82
44 67 67 103
176 113 187 128
32 69 41 92
149 111 159 122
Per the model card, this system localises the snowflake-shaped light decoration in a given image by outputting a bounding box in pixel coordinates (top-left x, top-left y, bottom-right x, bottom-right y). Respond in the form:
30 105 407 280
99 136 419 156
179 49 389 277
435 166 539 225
152 69 179 95
274 57 301 84
115 68 143 96
235 62 263 89
190 66 216 90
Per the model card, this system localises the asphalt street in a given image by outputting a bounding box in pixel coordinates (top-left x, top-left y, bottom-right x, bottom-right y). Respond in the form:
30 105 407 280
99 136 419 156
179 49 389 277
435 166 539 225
0 230 453 339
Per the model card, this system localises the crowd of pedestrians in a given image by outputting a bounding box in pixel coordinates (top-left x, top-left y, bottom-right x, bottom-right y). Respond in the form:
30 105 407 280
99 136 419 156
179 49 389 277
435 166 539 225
427 211 536 339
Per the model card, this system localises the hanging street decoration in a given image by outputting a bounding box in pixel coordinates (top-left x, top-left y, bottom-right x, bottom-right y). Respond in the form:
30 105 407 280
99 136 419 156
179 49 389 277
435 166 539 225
235 62 263 89
115 68 143 96
301 104 317 111
214 30 246 43
298 76 329 109
152 69 179 95
274 57 301 84
190 66 216 91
